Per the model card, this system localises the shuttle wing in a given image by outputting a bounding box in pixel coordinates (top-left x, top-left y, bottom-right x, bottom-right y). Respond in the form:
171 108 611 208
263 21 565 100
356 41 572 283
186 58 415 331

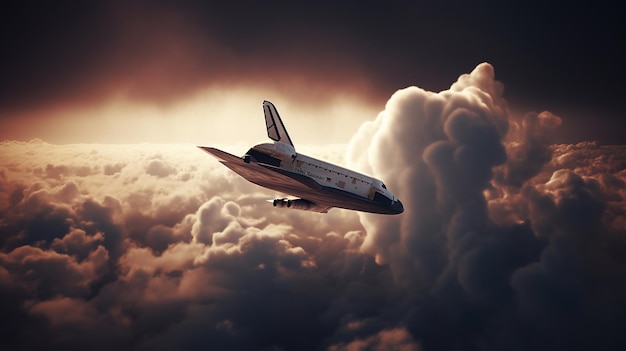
197 146 324 199
263 100 294 147
198 146 242 163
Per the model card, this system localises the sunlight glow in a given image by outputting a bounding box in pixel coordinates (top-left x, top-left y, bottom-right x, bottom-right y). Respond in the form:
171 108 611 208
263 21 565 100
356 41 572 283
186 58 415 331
1 86 380 145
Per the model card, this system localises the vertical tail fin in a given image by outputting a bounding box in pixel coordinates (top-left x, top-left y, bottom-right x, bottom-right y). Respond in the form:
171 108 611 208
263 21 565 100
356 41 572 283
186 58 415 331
263 100 294 147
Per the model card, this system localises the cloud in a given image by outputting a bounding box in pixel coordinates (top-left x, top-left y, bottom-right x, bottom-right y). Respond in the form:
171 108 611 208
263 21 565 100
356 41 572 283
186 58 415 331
494 111 562 189
0 139 367 350
1 63 625 350
146 158 177 178
328 327 421 351
345 62 626 350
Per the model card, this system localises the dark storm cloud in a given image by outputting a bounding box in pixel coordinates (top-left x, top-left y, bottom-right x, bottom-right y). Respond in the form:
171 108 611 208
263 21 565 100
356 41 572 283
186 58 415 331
1 1 624 143
494 111 562 189
346 63 626 350
0 0 377 114
1 63 626 350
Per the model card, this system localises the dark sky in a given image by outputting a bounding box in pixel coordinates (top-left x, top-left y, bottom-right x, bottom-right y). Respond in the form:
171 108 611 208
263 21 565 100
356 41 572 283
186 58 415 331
1 0 624 143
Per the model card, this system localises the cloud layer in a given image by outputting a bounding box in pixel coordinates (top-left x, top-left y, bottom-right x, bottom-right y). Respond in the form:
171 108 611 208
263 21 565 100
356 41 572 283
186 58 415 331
1 63 625 350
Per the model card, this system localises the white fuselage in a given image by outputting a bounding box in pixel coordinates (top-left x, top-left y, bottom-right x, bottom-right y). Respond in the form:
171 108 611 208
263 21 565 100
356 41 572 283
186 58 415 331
252 142 397 203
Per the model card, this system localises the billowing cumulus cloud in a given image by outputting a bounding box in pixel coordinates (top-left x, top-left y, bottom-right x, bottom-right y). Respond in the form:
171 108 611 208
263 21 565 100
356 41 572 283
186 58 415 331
346 62 626 350
1 63 625 350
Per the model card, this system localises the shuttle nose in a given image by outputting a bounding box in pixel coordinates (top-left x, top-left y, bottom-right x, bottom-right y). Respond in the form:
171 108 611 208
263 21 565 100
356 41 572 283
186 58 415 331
393 199 404 214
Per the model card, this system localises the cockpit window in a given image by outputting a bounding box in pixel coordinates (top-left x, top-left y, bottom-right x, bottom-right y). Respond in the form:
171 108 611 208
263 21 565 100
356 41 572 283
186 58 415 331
381 183 387 189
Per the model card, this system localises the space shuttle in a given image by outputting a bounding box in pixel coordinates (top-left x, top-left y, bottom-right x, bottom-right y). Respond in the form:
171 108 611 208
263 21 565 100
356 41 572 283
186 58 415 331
198 100 403 214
